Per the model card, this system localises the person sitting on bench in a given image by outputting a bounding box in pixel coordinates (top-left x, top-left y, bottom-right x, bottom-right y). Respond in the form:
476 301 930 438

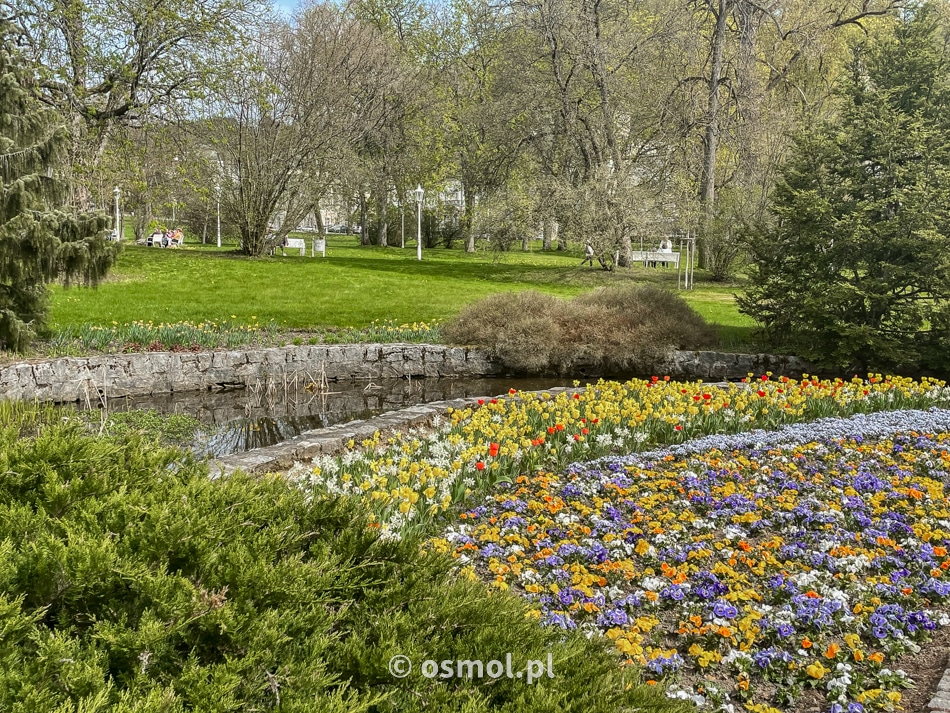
650 238 673 267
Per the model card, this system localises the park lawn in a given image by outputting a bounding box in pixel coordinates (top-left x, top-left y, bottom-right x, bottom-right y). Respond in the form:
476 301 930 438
684 285 759 348
49 236 755 343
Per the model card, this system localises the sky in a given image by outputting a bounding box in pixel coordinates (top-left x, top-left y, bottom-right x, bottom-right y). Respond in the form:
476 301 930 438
271 0 297 16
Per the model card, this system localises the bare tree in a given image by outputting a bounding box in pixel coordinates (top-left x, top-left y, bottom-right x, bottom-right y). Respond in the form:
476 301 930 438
4 0 268 208
676 0 905 277
202 4 402 256
509 0 676 259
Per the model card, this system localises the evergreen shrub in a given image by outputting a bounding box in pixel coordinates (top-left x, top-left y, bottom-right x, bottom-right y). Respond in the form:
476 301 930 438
0 403 683 713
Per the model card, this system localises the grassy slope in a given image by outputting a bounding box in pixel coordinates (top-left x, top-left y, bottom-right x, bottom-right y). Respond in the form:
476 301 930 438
49 237 757 342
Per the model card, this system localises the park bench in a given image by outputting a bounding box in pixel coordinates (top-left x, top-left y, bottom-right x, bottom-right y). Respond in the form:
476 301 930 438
283 237 307 256
630 250 679 267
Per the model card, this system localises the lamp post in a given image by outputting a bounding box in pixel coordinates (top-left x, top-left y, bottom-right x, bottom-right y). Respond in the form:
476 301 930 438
415 184 424 261
171 155 180 223
113 186 121 241
215 182 221 248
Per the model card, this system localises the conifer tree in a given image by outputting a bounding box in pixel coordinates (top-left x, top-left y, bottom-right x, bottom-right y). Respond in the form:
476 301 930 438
0 19 117 352
740 3 950 372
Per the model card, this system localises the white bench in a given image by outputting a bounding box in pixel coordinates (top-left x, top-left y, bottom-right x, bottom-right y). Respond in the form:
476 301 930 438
283 238 306 256
630 250 679 267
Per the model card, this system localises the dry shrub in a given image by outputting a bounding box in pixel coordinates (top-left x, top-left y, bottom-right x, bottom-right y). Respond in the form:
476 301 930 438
442 286 718 375
441 291 562 374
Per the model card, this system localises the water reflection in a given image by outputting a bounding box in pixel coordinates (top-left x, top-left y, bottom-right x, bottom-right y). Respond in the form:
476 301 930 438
85 376 578 457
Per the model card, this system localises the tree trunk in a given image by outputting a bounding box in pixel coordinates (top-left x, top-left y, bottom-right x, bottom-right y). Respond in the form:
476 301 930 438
463 182 476 253
542 218 554 250
700 0 729 267
378 190 388 247
616 232 633 267
359 193 370 246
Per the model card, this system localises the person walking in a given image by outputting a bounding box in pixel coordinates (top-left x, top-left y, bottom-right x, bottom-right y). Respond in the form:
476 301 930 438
581 241 595 266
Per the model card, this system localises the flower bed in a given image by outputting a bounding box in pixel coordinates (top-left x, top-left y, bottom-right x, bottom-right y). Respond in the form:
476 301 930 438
31 318 439 358
286 374 950 710
433 409 950 712
288 375 950 538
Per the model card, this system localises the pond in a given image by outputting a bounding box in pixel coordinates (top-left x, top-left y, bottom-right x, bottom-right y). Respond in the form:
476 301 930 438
83 376 579 457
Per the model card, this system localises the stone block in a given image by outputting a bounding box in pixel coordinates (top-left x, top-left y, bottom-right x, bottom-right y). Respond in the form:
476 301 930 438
356 362 382 379
465 350 501 376
423 347 445 364
211 350 245 368
322 361 348 380
327 344 344 362
342 345 364 362
383 346 405 364
298 345 324 363
379 362 403 380
31 361 57 387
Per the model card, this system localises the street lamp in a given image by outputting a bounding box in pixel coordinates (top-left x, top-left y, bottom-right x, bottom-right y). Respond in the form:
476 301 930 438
113 186 121 241
171 156 180 223
415 184 424 261
215 182 221 248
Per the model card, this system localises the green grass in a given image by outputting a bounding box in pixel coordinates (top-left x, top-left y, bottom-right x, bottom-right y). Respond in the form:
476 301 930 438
48 235 757 347
684 284 759 349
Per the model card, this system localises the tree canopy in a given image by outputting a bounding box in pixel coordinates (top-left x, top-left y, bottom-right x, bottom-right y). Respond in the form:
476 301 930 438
739 4 950 371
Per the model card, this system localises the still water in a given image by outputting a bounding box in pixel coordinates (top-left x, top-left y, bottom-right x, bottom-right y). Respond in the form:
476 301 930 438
87 376 580 457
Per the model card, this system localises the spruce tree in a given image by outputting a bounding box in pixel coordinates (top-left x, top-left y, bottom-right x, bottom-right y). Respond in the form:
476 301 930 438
0 19 117 352
740 4 950 372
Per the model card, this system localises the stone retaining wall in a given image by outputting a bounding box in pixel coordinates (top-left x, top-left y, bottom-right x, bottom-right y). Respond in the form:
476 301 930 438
0 345 813 405
0 344 501 404
661 350 813 381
